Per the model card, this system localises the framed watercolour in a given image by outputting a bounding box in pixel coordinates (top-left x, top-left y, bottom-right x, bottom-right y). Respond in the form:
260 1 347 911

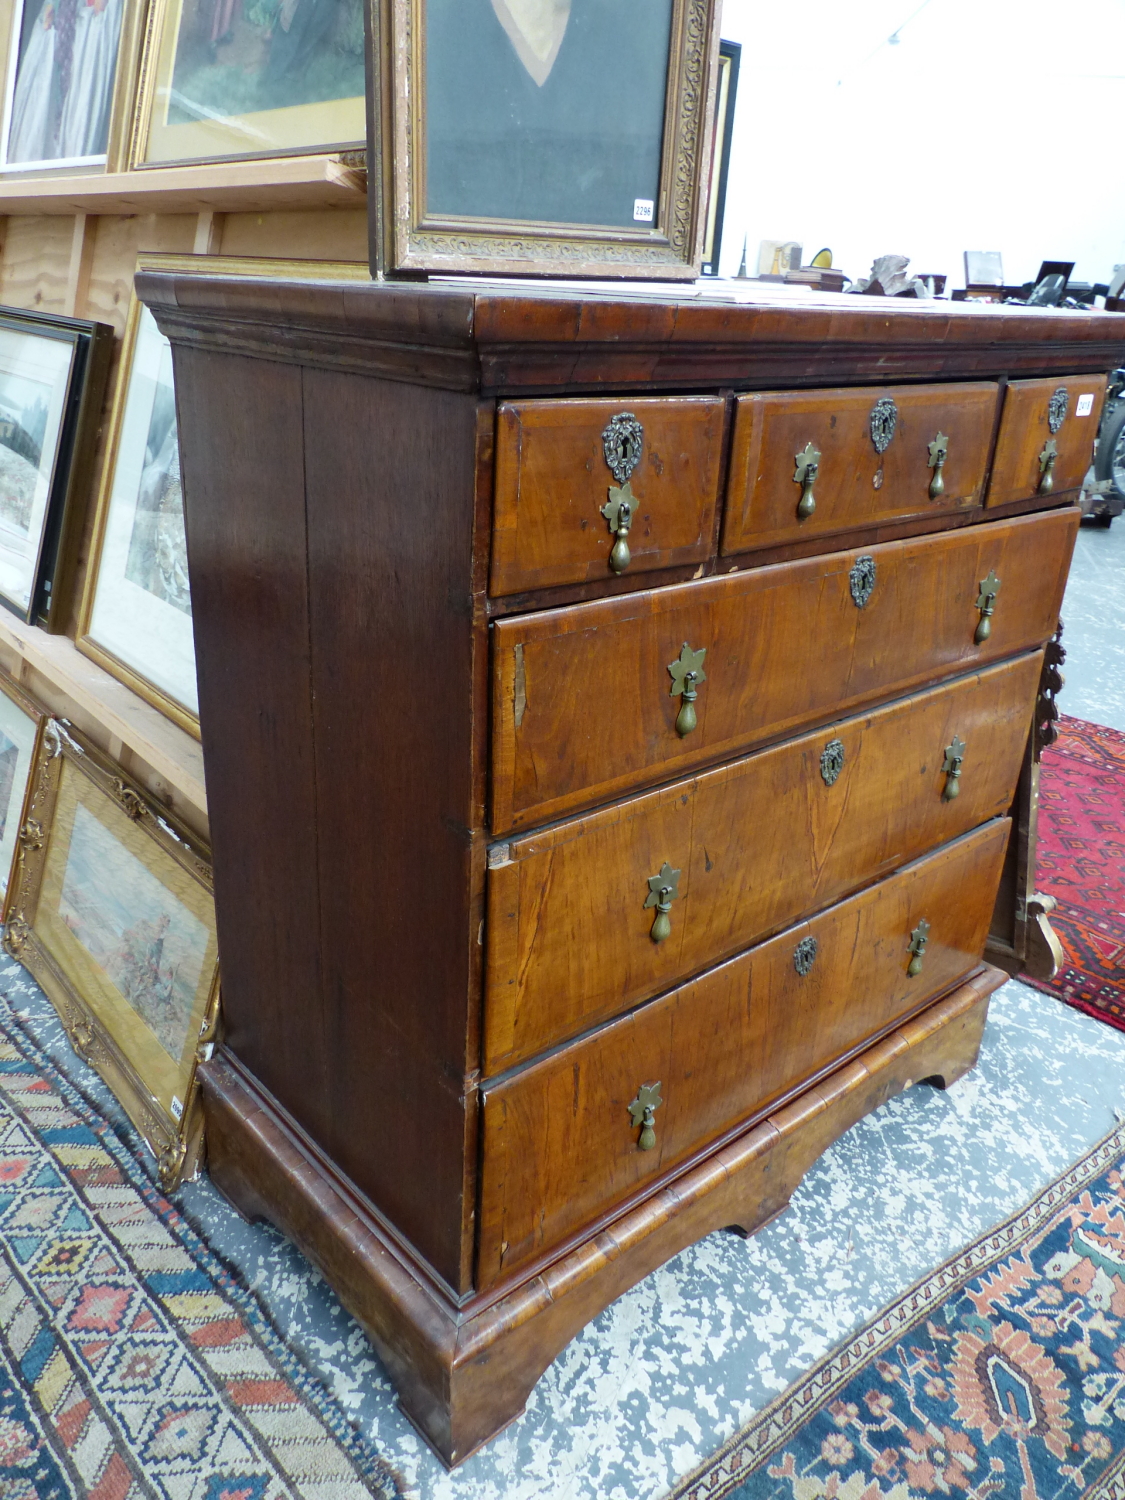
700 39 739 277
0 672 45 905
0 307 112 631
4 723 219 1188
366 0 723 278
133 0 366 166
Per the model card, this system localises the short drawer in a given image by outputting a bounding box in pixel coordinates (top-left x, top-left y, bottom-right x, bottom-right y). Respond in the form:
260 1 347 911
490 505 1076 833
722 382 999 554
484 652 1041 1072
477 818 1009 1288
489 397 726 596
986 375 1107 506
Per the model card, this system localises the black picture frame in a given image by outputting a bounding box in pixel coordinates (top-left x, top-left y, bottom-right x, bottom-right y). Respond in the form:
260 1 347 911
701 39 739 277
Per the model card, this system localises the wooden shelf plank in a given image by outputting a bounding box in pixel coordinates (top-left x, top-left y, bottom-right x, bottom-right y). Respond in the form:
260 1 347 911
0 155 366 215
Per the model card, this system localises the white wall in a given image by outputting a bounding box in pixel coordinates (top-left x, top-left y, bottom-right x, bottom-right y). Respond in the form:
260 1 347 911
716 0 1125 290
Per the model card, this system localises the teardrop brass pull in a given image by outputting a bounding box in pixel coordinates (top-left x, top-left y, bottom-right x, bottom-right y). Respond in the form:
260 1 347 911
793 442 821 520
644 861 681 943
928 432 949 499
1038 438 1058 494
907 919 930 976
668 642 707 737
601 488 634 573
942 735 966 800
601 412 644 574
628 1082 662 1151
975 569 1000 643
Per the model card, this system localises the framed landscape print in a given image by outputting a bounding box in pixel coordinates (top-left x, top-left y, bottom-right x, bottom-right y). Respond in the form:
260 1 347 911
0 672 45 904
134 0 366 165
366 0 723 278
4 724 219 1188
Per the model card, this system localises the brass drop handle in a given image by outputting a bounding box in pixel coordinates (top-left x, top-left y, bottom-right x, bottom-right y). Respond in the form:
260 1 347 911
907 919 930 976
628 1082 662 1151
601 490 634 574
644 861 681 943
601 412 644 575
1038 438 1058 494
928 432 949 498
975 569 1000 643
793 442 821 520
942 735 966 800
667 642 707 737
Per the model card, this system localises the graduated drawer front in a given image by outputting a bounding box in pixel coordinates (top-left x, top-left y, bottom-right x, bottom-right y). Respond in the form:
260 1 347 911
491 505 1076 833
484 652 1041 1073
478 818 1009 1289
986 375 1107 506
489 397 726 596
722 382 999 555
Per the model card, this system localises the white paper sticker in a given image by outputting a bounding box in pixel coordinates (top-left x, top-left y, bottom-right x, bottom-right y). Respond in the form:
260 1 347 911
170 1095 184 1120
1076 393 1095 417
633 198 654 223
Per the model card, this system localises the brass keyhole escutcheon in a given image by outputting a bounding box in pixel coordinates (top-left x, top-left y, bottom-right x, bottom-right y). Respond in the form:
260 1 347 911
668 642 707 737
1038 438 1058 495
601 412 644 574
975 570 1000 643
644 861 681 943
907 919 930 976
942 735 966 800
793 442 821 520
628 1082 663 1152
928 432 949 499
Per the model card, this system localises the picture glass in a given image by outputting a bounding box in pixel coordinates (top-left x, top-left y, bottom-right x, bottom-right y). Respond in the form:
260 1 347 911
144 0 366 164
1 0 124 168
0 327 76 619
86 306 198 718
0 686 39 899
424 0 674 227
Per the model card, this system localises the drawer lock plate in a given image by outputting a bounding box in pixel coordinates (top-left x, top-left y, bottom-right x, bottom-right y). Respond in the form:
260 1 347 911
870 396 899 454
942 735 966 799
628 1082 663 1152
601 412 644 574
975 570 1001 643
793 442 821 519
928 432 949 498
907 919 931 976
849 555 877 609
644 862 681 943
793 936 818 976
668 642 707 736
820 738 845 786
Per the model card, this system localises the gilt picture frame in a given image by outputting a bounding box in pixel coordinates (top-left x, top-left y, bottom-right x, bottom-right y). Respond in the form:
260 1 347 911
4 723 219 1189
367 0 723 278
0 670 46 904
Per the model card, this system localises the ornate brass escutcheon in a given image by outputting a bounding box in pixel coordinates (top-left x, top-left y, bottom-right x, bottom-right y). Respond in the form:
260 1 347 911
849 555 877 609
601 412 644 574
907 919 930 976
793 442 821 520
942 735 966 800
870 396 898 454
928 432 949 499
975 569 1000 643
1047 385 1069 434
667 642 707 737
820 738 845 786
644 861 681 943
793 936 818 976
628 1082 663 1152
1038 438 1058 495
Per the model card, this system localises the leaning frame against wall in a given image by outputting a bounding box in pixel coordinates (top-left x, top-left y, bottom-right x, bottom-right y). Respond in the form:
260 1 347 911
366 0 723 278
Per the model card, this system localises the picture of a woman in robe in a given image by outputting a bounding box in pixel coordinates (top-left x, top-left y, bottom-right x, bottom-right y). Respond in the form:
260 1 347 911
4 0 124 165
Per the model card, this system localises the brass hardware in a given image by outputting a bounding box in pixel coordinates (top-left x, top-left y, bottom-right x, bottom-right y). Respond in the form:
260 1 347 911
1047 386 1069 434
870 397 898 454
601 413 644 574
667 642 707 737
1038 438 1058 494
927 432 949 498
907 919 930 976
644 861 681 943
942 735 966 800
793 442 821 520
628 1082 663 1152
793 936 818 976
849 555 876 608
820 738 845 786
975 569 1001 643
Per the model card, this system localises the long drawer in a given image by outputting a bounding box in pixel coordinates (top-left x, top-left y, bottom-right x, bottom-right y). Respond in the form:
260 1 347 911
491 506 1076 833
477 818 1009 1289
484 652 1040 1073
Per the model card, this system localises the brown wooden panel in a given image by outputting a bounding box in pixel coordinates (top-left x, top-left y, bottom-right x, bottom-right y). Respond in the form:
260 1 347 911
489 397 725 595
484 653 1041 1072
478 819 1008 1287
722 382 999 555
491 506 1078 833
987 375 1107 506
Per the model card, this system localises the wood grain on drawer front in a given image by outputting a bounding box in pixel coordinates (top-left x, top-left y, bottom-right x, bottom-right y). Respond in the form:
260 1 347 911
722 382 998 554
478 818 1008 1288
489 397 725 596
491 506 1076 834
986 375 1107 506
484 653 1040 1073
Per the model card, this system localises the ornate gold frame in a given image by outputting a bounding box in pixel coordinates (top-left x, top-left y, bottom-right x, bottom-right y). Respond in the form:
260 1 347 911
0 670 47 902
367 0 723 278
4 722 220 1189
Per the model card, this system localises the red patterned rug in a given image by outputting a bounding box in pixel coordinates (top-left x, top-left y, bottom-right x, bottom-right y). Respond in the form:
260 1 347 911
1025 714 1125 1030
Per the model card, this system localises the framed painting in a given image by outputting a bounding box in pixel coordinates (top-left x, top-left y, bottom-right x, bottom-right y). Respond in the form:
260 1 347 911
133 0 367 166
0 308 112 631
0 672 45 904
367 0 723 278
700 39 739 277
4 723 219 1188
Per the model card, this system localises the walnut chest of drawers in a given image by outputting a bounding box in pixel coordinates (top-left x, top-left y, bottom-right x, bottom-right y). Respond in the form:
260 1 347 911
138 272 1125 1467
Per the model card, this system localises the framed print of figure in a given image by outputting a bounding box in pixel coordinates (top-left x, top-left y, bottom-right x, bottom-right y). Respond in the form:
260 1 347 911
367 0 722 278
0 672 45 906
